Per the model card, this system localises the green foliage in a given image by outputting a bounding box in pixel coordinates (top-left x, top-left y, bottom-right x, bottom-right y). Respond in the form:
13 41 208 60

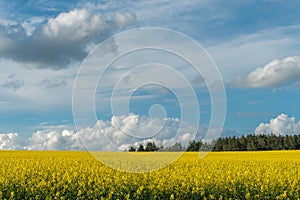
213 134 300 151
137 144 145 152
162 142 184 152
134 142 160 152
145 142 159 151
128 134 300 152
186 140 202 151
128 146 136 152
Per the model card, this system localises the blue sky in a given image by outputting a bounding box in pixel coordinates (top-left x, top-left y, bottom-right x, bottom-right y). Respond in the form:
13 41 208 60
1 0 300 150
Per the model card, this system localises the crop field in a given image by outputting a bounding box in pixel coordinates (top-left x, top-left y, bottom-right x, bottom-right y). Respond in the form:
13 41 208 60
0 151 300 199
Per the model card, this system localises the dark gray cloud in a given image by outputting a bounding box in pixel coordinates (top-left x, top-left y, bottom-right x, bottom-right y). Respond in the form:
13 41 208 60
0 9 136 70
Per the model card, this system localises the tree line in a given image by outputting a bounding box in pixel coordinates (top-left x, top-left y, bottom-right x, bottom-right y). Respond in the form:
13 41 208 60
128 142 160 152
211 134 300 151
127 134 300 152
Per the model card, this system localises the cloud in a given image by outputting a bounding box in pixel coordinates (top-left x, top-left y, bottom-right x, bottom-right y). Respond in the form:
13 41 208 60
1 75 24 92
234 56 300 88
255 114 300 135
0 113 217 151
21 16 46 36
0 133 25 150
76 113 192 151
113 12 136 28
118 132 196 151
28 129 80 150
38 78 67 88
0 9 136 69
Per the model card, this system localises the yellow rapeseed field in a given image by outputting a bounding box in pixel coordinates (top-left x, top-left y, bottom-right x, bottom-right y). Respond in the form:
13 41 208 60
0 151 300 199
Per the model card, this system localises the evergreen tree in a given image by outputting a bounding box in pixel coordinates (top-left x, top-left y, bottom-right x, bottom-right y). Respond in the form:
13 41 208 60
145 142 159 151
137 144 145 152
128 146 136 152
186 140 202 151
164 142 184 151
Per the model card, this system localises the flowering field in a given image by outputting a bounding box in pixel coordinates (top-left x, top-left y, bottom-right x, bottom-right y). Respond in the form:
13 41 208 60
0 151 299 199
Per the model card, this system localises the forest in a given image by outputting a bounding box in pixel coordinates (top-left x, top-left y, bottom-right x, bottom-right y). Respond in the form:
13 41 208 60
128 134 300 152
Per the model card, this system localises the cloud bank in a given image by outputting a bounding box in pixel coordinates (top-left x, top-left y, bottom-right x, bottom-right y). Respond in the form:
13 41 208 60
255 114 300 135
0 9 136 69
0 112 245 150
234 56 300 88
0 114 200 151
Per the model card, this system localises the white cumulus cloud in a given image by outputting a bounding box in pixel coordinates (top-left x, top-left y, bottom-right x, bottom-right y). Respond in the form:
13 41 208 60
234 56 300 88
0 133 25 150
77 113 193 151
27 129 80 150
0 114 200 151
43 9 107 41
255 114 300 135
